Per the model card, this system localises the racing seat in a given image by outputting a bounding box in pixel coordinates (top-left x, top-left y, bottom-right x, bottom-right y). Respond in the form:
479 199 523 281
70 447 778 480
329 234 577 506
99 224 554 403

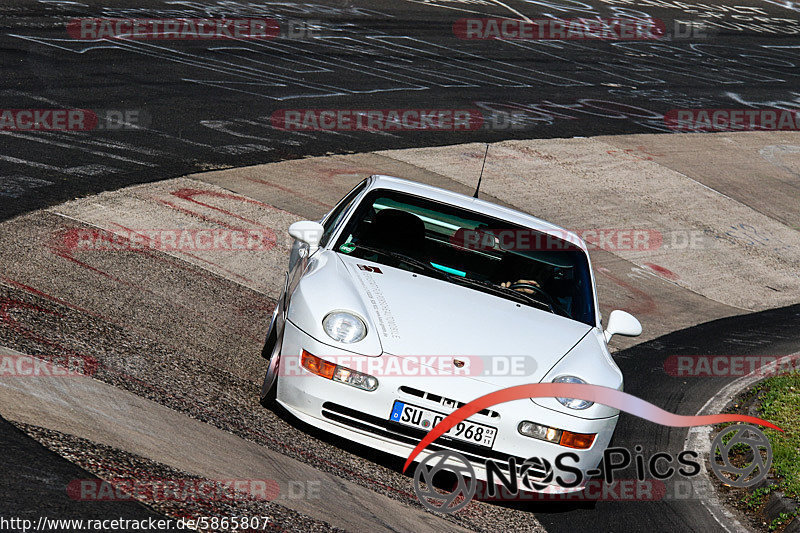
359 208 426 254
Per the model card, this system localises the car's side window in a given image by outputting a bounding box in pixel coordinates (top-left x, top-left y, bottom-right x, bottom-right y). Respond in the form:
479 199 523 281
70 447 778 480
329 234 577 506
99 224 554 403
319 179 368 248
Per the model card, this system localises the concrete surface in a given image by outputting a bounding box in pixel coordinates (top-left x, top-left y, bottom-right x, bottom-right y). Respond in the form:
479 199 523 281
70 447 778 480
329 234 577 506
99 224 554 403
0 348 471 533
0 129 798 533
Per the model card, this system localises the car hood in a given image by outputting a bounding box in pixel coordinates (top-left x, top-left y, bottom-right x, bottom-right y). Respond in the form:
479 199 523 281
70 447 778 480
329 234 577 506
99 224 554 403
338 253 592 385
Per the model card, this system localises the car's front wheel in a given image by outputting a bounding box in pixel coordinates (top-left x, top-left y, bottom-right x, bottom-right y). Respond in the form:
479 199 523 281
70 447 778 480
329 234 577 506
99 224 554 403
259 317 281 408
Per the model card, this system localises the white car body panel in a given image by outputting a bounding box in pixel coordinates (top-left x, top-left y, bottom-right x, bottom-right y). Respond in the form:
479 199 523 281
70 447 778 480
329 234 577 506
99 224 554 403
265 175 627 491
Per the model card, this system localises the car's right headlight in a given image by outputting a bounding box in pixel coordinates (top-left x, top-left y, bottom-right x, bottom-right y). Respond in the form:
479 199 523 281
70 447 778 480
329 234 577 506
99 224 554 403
552 375 594 410
322 311 367 344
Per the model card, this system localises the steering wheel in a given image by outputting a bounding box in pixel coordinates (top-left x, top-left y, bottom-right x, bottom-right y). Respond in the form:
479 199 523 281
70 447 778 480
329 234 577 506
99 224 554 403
507 282 558 313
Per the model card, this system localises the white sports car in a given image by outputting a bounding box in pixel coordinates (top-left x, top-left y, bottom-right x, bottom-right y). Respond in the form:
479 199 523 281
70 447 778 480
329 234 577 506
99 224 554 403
260 175 641 490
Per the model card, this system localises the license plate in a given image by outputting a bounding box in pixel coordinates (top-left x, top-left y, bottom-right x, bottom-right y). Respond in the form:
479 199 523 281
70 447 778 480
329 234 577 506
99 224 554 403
389 400 497 448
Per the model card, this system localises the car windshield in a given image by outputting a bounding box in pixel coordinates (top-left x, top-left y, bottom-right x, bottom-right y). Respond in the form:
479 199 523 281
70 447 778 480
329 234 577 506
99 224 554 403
334 188 596 326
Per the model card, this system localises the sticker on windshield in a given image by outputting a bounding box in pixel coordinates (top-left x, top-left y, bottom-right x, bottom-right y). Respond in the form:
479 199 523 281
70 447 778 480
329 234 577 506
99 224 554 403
339 242 356 253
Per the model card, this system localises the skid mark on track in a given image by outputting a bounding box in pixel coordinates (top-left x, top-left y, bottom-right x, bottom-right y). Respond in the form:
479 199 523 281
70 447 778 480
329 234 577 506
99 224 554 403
239 162 377 211
0 276 99 318
0 276 214 359
45 225 268 344
245 177 333 209
641 263 680 281
0 295 185 398
52 178 295 301
170 188 280 224
154 198 237 228
0 280 276 399
0 290 427 515
597 266 659 316
107 222 268 287
0 297 67 344
52 222 265 288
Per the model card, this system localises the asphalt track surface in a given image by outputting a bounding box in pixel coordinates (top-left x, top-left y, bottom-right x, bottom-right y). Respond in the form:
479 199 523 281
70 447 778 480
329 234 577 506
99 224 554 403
1 1 800 532
0 141 798 532
0 417 174 525
3 0 800 220
536 303 800 532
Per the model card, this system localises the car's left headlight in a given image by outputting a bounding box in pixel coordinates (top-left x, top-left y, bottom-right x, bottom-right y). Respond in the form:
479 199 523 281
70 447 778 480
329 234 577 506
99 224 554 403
552 375 594 410
322 311 367 344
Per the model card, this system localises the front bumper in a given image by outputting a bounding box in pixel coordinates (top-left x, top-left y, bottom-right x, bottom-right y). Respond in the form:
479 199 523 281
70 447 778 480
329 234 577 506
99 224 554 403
275 320 618 491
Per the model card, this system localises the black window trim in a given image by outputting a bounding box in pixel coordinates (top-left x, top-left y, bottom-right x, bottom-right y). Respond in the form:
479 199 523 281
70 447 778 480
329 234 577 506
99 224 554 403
319 177 370 248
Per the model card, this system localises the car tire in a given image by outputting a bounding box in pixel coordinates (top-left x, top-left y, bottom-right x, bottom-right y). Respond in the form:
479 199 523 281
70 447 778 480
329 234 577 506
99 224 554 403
259 326 280 408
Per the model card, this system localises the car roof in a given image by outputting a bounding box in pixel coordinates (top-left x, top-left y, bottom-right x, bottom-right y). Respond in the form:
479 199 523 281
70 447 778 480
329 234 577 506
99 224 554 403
366 175 587 251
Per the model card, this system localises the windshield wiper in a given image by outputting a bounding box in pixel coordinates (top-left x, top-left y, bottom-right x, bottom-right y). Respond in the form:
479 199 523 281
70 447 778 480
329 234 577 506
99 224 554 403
455 277 572 318
451 277 554 311
352 245 451 280
351 244 569 317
